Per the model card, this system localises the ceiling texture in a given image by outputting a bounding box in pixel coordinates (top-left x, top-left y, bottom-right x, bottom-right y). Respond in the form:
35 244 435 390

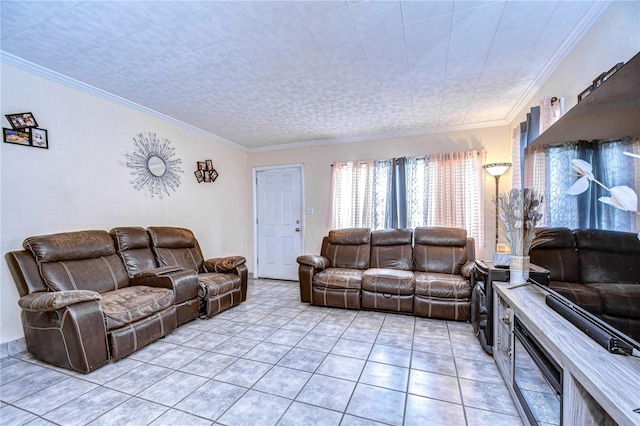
0 1 606 151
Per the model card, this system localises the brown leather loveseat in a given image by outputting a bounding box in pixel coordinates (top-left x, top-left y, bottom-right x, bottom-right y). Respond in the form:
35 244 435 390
297 227 475 321
5 226 247 373
530 227 640 341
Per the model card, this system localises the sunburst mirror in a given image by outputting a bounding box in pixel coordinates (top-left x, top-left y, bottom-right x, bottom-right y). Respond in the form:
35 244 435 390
125 132 183 198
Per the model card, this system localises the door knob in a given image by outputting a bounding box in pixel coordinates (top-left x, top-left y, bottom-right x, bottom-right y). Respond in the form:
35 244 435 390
295 228 301 232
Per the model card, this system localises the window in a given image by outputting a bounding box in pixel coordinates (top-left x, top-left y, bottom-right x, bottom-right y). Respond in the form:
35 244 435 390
525 138 640 233
330 150 485 251
328 160 374 230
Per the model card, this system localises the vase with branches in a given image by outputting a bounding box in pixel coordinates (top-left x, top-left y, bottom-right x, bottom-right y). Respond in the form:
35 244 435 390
497 188 545 284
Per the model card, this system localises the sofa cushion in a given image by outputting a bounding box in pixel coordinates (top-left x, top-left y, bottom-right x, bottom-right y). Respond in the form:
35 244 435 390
40 255 129 293
574 229 640 284
530 227 579 283
148 227 204 271
548 281 603 315
327 228 371 245
24 230 115 263
413 245 467 275
370 229 413 270
24 230 130 293
110 227 157 277
314 268 363 290
414 272 471 299
589 283 640 320
413 227 467 274
198 273 241 297
414 227 467 246
100 286 174 330
362 268 415 295
322 228 371 270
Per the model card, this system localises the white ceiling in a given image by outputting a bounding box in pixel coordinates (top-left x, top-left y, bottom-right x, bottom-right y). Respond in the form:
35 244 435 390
0 1 605 151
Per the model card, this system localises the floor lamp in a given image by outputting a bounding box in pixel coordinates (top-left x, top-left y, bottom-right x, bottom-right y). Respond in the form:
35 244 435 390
483 162 512 251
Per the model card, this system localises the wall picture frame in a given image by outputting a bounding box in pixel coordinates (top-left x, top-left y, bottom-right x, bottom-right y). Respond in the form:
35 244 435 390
30 128 48 149
5 112 37 130
3 128 31 146
194 159 218 183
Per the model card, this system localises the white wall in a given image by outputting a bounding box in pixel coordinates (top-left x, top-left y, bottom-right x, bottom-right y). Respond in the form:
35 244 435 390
510 1 640 129
248 126 513 262
1 63 251 344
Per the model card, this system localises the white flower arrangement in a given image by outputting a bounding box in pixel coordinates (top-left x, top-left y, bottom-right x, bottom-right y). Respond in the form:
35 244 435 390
497 188 545 256
567 152 640 240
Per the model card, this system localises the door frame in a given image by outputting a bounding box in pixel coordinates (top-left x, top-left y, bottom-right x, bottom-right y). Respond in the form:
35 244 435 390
252 163 305 279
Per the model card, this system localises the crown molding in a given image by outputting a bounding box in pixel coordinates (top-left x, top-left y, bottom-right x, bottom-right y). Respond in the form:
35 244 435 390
0 51 248 153
247 119 509 153
505 1 611 125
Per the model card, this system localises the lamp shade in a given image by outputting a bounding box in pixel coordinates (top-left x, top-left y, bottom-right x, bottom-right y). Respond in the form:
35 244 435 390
483 162 511 177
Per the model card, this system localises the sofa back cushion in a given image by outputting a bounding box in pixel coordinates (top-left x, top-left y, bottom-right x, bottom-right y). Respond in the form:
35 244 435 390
148 227 204 272
413 227 467 274
574 229 640 284
370 229 413 270
321 228 371 270
110 227 157 277
529 227 579 282
23 230 129 293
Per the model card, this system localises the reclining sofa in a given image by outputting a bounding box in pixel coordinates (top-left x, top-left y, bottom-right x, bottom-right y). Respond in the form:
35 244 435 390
297 227 476 321
5 226 247 373
529 227 640 341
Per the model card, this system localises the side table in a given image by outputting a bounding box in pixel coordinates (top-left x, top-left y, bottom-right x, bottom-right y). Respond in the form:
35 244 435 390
472 260 548 354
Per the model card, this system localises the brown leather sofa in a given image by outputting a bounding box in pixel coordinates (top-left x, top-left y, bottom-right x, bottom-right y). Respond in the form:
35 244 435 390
5 226 247 373
530 227 640 341
297 227 475 321
146 227 248 318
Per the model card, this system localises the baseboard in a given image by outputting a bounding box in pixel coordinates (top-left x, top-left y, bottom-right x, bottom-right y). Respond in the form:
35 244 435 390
0 338 27 358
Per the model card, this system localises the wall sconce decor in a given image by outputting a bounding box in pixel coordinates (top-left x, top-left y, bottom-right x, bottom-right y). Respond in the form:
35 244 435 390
3 112 48 149
125 132 183 198
195 160 218 183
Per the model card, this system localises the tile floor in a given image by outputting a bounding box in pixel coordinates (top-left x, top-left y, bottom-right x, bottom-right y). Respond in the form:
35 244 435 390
0 279 523 426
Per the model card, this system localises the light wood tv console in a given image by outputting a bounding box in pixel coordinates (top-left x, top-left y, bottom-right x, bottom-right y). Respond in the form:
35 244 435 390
493 281 640 426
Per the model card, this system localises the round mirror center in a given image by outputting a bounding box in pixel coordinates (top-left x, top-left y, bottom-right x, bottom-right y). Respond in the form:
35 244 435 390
148 156 166 177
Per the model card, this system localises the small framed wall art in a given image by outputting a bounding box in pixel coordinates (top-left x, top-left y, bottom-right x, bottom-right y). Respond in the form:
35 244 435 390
195 159 218 183
5 112 38 130
3 128 30 146
30 128 48 149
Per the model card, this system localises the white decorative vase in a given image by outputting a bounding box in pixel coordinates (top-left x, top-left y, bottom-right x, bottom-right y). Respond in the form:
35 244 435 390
510 255 530 285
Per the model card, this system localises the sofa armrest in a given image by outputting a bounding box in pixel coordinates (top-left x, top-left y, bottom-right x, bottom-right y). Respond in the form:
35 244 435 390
21 298 109 373
460 261 475 279
18 290 102 312
296 255 330 271
131 270 199 305
203 256 246 273
133 266 184 279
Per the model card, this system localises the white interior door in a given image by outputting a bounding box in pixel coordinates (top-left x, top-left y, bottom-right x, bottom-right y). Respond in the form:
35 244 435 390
256 167 303 280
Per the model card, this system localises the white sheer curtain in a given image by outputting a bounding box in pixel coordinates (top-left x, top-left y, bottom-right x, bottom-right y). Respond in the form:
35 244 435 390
511 125 522 188
329 150 485 253
329 160 374 229
405 157 428 229
514 96 563 190
425 150 484 251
